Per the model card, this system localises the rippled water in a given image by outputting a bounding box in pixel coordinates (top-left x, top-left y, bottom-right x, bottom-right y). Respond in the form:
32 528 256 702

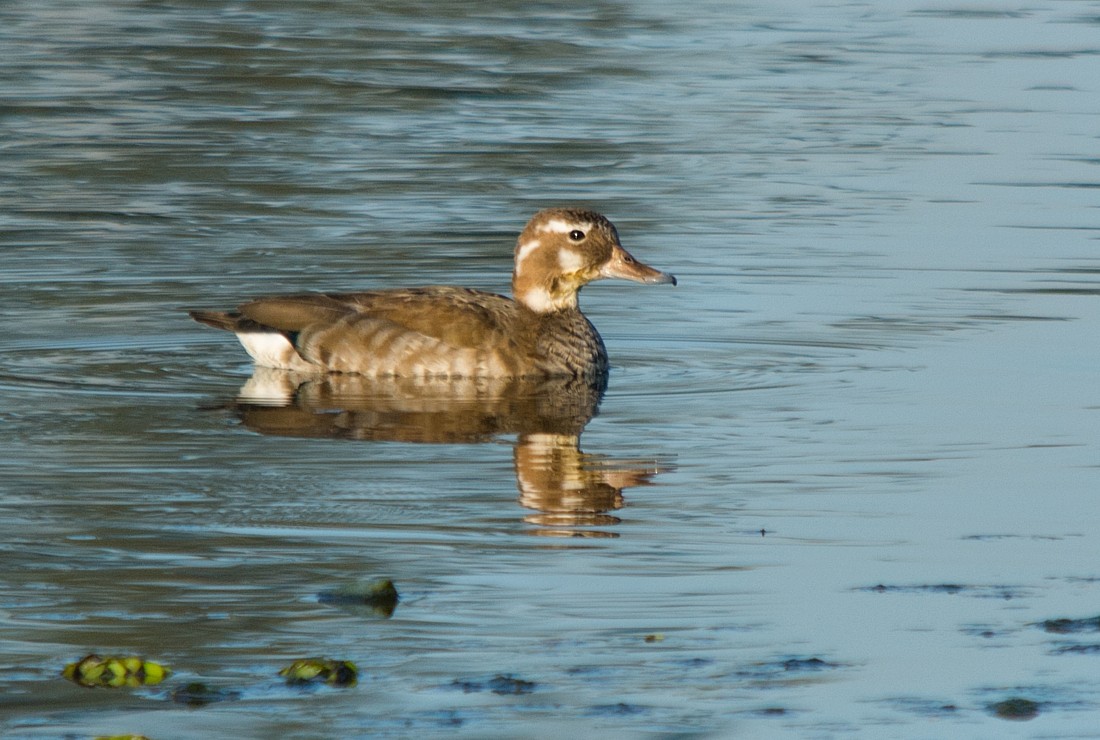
4 1 1100 737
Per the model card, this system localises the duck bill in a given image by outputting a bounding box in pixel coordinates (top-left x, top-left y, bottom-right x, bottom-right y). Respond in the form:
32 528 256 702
599 244 677 286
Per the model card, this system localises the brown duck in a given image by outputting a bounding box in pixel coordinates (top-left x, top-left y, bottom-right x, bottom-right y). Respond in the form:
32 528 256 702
189 208 676 381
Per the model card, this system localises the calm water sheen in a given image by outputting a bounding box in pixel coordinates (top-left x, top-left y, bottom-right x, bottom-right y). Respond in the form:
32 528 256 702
4 1 1100 737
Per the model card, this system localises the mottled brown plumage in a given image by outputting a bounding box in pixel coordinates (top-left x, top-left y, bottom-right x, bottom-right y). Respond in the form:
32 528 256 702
189 208 675 380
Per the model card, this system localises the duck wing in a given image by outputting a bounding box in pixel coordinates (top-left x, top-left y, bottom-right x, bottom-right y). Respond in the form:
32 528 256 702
236 287 527 375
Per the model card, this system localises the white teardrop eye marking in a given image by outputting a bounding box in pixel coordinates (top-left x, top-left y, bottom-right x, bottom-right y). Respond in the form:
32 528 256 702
568 229 585 242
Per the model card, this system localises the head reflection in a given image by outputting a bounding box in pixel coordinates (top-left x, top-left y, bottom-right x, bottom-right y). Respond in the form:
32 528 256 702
230 369 669 536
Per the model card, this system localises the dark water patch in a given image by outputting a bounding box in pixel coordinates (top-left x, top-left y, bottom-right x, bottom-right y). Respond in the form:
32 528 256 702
451 674 537 695
747 705 790 717
909 9 1032 20
962 533 1073 542
862 583 1028 599
989 696 1041 720
733 656 843 685
961 625 1012 640
168 681 241 706
0 367 213 400
1038 616 1100 634
1064 575 1100 584
879 696 961 718
980 49 1100 60
828 314 995 340
587 702 650 717
416 710 466 729
978 180 1100 189
980 287 1100 297
867 583 961 595
1050 643 1100 655
1003 222 1100 231
962 314 1068 323
780 657 836 672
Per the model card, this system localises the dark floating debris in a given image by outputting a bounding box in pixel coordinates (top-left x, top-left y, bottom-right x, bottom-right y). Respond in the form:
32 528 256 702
1039 615 1100 634
279 658 358 688
452 674 536 695
169 681 240 706
990 697 1040 721
318 577 400 617
62 654 169 688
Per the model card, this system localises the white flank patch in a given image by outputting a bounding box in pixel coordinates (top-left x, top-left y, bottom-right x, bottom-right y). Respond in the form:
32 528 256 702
558 248 585 272
237 331 297 369
514 238 541 274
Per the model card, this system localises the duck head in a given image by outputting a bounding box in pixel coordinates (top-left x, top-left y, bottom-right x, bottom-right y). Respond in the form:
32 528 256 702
511 208 677 314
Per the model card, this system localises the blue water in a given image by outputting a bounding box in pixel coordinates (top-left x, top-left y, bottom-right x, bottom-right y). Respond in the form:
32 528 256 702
3 1 1100 737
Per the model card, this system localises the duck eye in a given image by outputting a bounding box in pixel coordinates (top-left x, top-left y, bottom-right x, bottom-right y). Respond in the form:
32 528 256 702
568 229 585 242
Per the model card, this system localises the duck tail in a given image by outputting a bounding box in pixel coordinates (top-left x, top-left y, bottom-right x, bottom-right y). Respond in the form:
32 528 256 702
188 309 243 332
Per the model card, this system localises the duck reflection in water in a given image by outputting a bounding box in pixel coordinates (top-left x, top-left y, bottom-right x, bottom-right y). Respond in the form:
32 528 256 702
230 369 671 536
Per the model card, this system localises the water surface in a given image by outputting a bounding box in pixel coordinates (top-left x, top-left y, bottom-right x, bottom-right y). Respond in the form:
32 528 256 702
4 1 1100 737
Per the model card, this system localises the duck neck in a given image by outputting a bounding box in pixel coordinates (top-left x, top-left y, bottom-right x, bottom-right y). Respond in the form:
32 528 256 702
513 273 581 314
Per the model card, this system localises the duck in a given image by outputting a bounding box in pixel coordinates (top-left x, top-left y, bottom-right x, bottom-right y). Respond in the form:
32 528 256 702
189 208 676 381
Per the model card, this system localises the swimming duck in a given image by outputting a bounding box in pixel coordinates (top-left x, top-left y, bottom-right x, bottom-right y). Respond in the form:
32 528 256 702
189 208 676 380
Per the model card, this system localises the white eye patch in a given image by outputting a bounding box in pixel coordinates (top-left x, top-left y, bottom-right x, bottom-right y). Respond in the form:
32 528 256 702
558 248 586 272
539 218 592 235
